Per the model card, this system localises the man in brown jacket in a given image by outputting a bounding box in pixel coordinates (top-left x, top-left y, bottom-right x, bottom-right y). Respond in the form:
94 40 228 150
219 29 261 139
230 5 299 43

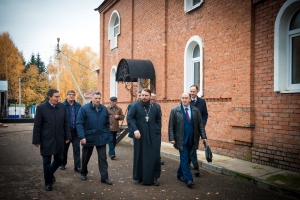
107 96 124 159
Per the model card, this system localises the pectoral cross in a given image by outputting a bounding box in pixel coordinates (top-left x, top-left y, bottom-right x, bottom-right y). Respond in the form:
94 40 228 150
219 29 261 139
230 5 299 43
145 115 149 122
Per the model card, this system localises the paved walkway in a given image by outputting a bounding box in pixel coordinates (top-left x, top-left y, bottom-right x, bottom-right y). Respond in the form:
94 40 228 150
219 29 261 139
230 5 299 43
1 123 300 199
122 136 300 198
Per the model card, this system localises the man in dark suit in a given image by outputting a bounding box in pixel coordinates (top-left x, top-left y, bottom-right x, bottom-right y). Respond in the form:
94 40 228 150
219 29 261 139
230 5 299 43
168 92 207 187
32 89 72 191
189 85 208 177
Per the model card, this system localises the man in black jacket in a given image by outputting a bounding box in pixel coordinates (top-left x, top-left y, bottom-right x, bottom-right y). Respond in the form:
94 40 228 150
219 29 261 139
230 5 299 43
168 92 207 187
60 90 82 172
32 89 71 191
189 85 208 177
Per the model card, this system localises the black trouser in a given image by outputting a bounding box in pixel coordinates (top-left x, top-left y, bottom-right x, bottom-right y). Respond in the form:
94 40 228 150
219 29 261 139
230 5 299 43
62 130 81 169
81 145 108 180
42 154 63 186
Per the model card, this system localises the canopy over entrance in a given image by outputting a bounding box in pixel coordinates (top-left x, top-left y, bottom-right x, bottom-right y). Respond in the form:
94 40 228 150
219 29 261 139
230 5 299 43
116 59 155 82
115 59 156 97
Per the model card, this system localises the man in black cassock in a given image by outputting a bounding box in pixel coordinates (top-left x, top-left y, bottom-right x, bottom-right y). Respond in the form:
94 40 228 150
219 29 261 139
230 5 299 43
127 89 162 186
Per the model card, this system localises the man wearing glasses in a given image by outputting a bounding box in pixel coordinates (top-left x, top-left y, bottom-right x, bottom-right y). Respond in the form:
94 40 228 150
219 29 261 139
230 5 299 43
60 90 82 173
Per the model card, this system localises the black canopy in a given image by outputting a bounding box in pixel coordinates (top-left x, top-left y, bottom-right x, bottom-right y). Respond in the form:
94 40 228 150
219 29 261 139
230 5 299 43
116 59 155 82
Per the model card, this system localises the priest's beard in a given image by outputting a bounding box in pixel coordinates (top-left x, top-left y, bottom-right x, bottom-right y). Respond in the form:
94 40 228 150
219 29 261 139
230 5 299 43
140 99 150 108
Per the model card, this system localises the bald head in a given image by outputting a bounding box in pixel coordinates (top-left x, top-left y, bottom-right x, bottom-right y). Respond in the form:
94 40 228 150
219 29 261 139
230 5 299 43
181 92 191 107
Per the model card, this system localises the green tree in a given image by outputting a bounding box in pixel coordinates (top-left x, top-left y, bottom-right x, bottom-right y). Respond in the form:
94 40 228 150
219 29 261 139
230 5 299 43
25 53 46 73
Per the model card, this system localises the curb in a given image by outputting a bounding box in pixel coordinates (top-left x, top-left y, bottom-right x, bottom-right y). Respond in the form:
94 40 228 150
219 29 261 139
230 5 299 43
161 150 300 199
220 168 300 199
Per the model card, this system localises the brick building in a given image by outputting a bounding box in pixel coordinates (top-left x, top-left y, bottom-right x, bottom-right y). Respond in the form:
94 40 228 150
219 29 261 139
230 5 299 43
94 0 300 171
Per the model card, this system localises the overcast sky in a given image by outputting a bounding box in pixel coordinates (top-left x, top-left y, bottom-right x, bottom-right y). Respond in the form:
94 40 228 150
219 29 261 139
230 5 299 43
0 0 104 65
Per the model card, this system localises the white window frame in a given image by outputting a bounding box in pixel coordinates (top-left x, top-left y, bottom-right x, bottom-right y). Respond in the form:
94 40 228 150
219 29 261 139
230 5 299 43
274 0 300 93
288 32 300 90
110 66 118 97
108 10 120 50
184 0 203 13
184 35 203 96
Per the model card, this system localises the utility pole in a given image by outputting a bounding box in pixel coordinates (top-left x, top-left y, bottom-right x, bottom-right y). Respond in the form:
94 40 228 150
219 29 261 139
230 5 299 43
56 38 60 91
59 53 87 104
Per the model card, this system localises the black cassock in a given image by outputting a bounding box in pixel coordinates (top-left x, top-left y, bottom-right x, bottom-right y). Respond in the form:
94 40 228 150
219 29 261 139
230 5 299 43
127 101 162 185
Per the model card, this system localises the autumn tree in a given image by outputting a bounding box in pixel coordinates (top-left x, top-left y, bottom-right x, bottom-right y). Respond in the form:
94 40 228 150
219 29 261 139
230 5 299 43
0 32 25 103
21 65 51 105
47 44 99 104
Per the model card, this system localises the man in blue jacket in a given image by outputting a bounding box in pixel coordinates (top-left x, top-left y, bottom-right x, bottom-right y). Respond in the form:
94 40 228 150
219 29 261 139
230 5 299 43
76 91 112 185
60 90 82 173
189 85 208 177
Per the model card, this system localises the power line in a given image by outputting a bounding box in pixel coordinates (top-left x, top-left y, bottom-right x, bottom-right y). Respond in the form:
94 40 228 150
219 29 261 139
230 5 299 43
60 51 95 72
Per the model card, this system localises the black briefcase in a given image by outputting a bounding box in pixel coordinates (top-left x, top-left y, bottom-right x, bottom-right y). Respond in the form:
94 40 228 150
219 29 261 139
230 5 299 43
203 141 213 163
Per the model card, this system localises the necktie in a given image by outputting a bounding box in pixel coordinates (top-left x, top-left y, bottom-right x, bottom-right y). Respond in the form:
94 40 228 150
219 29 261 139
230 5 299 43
185 107 190 123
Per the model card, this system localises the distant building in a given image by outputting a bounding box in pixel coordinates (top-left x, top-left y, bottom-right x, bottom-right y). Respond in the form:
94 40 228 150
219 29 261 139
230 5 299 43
84 90 97 104
94 0 300 172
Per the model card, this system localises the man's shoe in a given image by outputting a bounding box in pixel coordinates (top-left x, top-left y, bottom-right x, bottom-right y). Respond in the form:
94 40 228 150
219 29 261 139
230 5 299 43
194 169 200 177
52 176 56 183
81 175 87 180
177 176 185 182
59 165 65 170
160 160 165 165
153 179 160 186
74 168 82 173
186 180 194 188
110 155 116 160
45 184 52 191
101 179 113 185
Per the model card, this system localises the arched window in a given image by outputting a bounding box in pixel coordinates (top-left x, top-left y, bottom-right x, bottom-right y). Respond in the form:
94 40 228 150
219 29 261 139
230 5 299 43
110 66 118 97
184 36 203 96
274 0 300 93
289 10 300 86
114 17 120 37
193 44 200 88
108 10 120 50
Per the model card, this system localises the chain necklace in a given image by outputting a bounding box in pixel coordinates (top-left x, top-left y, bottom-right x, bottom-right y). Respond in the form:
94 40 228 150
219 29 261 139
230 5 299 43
144 106 151 122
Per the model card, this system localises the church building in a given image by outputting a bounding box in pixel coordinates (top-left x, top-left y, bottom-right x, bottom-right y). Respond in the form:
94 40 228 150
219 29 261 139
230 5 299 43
94 0 300 172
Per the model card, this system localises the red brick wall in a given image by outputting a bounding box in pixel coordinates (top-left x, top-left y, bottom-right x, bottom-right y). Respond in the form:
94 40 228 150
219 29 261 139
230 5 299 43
97 0 300 171
253 0 300 171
